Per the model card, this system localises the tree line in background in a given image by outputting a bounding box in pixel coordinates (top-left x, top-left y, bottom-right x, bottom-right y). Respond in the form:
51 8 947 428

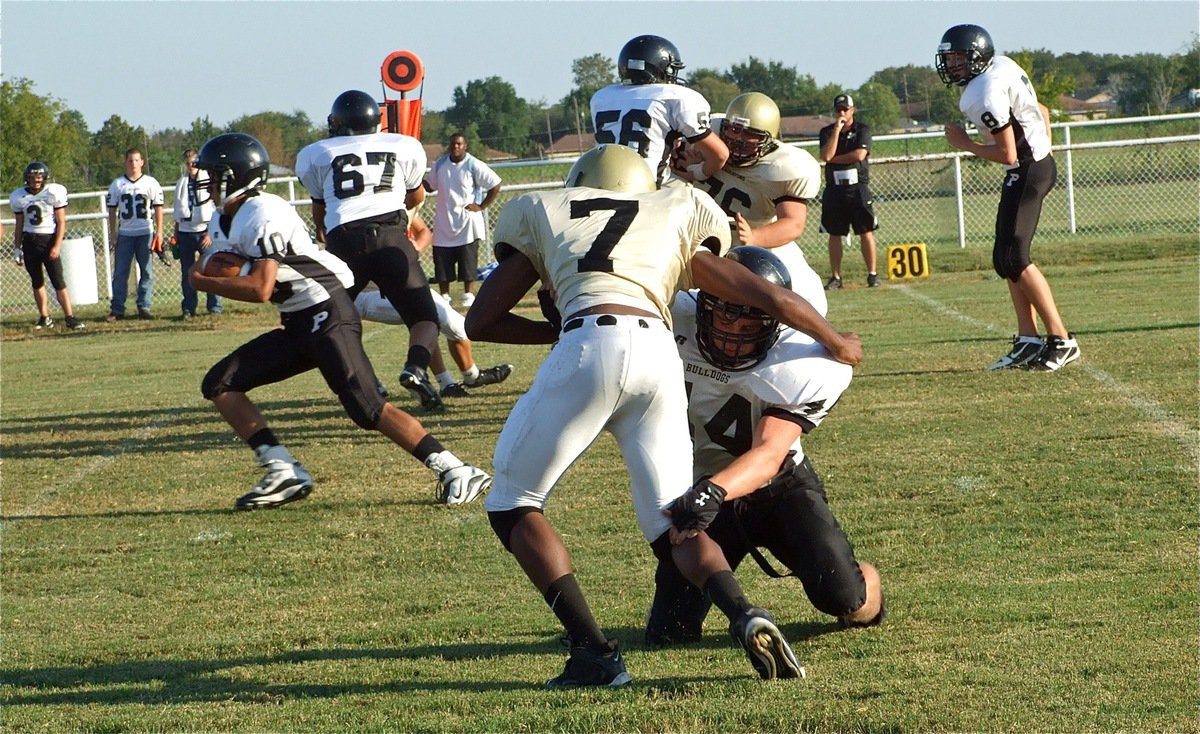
3 40 1197 193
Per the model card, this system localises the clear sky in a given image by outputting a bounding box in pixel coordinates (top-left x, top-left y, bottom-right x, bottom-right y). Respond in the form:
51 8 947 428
3 0 1197 133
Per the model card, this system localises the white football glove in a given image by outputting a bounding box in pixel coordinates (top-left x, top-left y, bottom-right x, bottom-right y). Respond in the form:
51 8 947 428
437 464 492 505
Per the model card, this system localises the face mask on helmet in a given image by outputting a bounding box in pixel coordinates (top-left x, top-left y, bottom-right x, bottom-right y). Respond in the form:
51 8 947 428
694 246 790 371
24 162 50 192
695 293 780 371
936 24 994 86
194 134 270 211
720 120 773 167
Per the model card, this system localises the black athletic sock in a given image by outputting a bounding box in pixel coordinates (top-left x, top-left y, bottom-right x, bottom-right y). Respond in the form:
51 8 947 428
405 345 432 372
704 570 752 621
246 428 279 451
411 434 446 463
544 574 608 652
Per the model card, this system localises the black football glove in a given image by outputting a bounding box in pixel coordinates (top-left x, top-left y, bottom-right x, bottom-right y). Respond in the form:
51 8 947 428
666 478 727 533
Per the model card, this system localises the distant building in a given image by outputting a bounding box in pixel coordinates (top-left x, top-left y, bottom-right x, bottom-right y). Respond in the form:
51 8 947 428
1056 88 1118 120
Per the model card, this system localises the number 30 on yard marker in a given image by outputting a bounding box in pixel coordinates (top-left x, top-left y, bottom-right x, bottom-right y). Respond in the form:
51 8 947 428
886 242 929 281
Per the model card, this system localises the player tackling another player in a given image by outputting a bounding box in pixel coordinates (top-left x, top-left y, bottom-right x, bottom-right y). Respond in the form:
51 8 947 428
467 144 862 687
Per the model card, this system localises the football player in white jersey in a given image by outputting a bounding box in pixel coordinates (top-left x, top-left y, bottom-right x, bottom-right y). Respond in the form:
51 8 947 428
354 213 513 398
190 133 491 511
590 35 728 187
645 246 884 647
296 90 445 411
938 24 1079 372
9 161 84 329
674 92 828 316
105 148 164 320
465 145 862 688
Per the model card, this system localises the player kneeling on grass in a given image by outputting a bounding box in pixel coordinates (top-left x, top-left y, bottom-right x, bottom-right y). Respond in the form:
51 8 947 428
188 133 490 510
466 145 863 688
646 246 883 647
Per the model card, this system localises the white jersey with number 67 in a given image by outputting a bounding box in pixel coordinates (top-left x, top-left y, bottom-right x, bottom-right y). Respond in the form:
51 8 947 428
295 132 426 231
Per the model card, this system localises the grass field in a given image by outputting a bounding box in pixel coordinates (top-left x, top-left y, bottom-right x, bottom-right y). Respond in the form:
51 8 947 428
2 239 1197 733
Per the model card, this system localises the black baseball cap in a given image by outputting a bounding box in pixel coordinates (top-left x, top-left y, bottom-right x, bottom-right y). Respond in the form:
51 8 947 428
834 94 854 109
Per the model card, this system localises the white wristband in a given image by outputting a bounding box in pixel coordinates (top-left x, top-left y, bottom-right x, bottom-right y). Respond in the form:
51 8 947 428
686 162 709 181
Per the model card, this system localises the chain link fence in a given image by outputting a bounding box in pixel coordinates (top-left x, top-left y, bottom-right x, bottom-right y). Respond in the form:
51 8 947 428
2 114 1196 318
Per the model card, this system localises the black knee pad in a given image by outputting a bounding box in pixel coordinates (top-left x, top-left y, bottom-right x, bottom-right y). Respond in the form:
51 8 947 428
992 247 1031 282
200 357 235 400
488 507 542 552
338 389 382 430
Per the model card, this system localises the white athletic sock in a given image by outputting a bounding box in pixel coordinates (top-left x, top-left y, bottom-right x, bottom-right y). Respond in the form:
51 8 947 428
435 370 455 389
462 365 480 385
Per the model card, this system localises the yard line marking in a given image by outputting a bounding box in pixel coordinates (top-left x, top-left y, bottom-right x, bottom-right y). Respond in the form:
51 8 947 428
8 323 403 521
8 413 185 519
896 284 1199 471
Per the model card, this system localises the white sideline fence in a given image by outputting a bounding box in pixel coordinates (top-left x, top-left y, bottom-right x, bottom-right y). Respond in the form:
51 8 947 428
2 113 1196 317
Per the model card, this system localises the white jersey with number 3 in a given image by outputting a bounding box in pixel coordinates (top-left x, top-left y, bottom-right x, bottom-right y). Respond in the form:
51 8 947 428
10 184 68 235
959 55 1051 169
295 132 426 231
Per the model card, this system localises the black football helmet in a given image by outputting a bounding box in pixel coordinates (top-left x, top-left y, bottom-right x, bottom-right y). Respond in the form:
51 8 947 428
936 24 994 87
695 246 791 371
328 89 381 136
619 35 685 85
24 161 50 191
194 133 270 207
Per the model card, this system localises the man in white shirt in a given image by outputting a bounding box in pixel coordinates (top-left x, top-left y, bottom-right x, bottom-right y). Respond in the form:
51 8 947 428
105 147 164 320
172 148 221 318
422 132 502 309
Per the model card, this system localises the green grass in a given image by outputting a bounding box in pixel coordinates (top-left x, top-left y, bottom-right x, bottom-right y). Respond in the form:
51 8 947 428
2 245 1197 732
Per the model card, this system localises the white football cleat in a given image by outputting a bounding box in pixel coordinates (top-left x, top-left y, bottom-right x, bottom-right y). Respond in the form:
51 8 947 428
237 457 313 510
425 450 491 505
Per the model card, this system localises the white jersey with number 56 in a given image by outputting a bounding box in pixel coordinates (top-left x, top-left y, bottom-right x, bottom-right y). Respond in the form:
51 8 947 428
590 83 714 186
493 185 731 325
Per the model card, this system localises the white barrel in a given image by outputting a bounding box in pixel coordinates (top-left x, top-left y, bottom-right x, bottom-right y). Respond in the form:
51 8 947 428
59 236 99 305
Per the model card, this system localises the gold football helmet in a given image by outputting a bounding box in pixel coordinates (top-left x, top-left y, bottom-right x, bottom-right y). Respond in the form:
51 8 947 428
721 92 781 166
565 145 656 192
